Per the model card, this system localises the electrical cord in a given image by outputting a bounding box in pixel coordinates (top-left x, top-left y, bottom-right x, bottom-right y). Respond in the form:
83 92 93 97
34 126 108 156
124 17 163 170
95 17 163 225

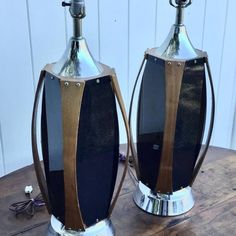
9 193 45 218
119 152 138 185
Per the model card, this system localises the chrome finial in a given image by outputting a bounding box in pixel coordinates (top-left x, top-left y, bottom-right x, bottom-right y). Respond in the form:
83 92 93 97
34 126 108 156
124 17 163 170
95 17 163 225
152 0 199 59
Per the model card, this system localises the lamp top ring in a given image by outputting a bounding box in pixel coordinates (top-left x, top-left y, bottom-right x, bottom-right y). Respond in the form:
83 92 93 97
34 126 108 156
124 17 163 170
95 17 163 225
169 0 192 8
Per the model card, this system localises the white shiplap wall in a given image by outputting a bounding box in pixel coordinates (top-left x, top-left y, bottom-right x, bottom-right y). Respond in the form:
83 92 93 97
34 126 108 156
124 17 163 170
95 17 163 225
0 0 236 177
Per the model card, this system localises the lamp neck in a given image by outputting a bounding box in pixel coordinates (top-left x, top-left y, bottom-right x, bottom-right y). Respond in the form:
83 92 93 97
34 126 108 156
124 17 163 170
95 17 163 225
175 6 185 25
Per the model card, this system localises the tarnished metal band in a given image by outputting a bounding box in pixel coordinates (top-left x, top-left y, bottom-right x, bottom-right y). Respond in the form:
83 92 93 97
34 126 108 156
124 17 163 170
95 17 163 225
31 69 52 213
191 56 215 185
155 61 186 194
109 73 131 216
128 54 147 180
61 79 86 231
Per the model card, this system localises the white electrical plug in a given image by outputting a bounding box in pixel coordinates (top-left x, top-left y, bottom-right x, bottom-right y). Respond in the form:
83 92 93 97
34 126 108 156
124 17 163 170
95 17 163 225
24 185 33 194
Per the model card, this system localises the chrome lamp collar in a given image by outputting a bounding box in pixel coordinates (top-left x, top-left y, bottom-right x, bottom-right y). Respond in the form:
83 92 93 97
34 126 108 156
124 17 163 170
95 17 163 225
153 0 202 60
133 182 195 216
46 216 115 236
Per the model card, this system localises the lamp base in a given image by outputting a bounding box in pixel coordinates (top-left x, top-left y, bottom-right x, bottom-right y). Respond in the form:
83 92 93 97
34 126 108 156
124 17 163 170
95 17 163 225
46 216 115 236
133 182 194 216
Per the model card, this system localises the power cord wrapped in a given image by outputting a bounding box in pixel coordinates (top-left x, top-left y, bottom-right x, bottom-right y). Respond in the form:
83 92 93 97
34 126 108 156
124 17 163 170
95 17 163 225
9 193 45 218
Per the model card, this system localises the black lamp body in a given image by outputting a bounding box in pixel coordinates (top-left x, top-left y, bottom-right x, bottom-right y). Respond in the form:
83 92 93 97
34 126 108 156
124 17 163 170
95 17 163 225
32 1 129 235
130 2 215 216
41 69 119 227
137 55 207 192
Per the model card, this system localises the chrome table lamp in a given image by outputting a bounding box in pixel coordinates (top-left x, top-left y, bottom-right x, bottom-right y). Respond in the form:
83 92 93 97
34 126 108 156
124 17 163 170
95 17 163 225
31 0 130 235
129 0 215 216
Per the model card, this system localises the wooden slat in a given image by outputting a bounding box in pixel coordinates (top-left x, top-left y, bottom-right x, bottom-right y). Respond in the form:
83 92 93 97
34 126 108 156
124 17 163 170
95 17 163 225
60 79 86 231
0 0 35 174
155 61 185 194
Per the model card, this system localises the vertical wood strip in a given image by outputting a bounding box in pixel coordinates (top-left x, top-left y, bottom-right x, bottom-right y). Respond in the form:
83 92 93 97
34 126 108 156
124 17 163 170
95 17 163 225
61 80 86 231
155 61 185 194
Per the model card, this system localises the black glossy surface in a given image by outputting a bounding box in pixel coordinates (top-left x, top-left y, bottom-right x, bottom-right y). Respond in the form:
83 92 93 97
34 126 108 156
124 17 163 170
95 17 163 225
41 73 65 223
77 76 119 227
137 56 166 191
173 58 207 191
41 74 119 227
136 56 207 192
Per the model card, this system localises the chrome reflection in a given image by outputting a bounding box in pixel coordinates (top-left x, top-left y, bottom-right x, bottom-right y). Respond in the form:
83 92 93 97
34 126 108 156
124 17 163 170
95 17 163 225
133 182 194 216
52 37 102 78
46 216 115 236
153 25 203 60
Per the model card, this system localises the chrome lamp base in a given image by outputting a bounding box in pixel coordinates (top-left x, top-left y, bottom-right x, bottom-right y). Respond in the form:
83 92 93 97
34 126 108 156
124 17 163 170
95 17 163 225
46 216 115 236
133 182 194 216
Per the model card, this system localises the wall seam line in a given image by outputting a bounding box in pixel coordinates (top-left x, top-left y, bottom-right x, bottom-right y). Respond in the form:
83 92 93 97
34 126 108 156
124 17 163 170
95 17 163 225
212 0 229 144
98 0 101 61
228 66 236 148
201 0 207 50
0 123 6 174
154 0 159 46
26 0 36 92
127 0 130 108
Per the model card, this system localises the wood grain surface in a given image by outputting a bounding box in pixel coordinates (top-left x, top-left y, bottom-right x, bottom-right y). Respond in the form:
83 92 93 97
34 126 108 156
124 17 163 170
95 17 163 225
0 146 236 236
155 61 185 194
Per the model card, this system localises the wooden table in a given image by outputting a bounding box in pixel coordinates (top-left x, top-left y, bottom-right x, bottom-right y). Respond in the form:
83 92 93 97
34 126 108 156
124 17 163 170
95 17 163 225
1 147 236 236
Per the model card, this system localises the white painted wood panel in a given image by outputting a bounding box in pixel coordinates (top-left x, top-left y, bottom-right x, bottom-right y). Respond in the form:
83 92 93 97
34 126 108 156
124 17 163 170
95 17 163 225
185 0 206 49
0 0 35 174
202 0 228 145
156 0 176 46
128 0 157 142
27 0 66 86
1 0 236 176
212 0 236 148
99 0 129 144
128 0 157 99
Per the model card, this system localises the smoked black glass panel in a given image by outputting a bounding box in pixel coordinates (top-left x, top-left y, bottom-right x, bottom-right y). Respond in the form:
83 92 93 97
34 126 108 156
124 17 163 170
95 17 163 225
137 56 165 191
76 76 119 227
41 73 65 223
173 58 207 191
